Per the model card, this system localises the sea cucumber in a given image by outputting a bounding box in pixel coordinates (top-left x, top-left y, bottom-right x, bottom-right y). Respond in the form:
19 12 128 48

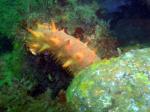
27 21 100 74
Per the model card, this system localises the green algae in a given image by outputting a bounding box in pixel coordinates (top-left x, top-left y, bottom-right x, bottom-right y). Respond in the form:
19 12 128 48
0 39 25 86
67 48 150 112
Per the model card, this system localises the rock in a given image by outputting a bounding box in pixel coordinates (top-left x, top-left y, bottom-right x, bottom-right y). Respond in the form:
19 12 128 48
67 48 150 112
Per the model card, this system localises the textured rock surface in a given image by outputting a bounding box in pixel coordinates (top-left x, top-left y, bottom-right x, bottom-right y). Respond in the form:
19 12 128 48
67 48 150 112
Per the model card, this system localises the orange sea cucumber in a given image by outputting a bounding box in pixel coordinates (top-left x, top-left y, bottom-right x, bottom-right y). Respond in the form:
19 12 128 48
27 21 100 74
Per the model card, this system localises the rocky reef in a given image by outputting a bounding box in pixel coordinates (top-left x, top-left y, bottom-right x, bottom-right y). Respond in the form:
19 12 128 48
67 48 150 112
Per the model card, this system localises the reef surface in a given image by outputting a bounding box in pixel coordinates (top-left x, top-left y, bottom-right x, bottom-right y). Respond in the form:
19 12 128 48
67 48 150 112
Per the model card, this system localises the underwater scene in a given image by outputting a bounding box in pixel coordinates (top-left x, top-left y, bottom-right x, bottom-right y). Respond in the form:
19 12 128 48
1 0 150 112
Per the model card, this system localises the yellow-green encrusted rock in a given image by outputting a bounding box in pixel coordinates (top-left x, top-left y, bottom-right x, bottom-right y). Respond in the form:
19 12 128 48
67 48 150 112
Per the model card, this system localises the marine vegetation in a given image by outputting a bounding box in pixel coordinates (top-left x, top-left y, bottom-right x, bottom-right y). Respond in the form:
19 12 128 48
1 0 150 112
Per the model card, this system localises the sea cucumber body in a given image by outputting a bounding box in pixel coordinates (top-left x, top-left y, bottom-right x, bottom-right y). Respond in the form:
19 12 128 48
27 23 99 74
